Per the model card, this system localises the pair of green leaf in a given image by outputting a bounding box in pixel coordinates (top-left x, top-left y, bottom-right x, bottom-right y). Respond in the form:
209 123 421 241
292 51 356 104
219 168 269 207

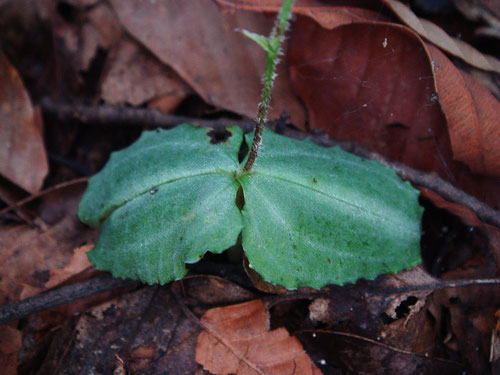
78 124 423 289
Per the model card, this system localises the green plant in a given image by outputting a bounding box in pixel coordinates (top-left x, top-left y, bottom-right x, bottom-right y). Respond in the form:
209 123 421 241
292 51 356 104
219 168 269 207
78 0 423 290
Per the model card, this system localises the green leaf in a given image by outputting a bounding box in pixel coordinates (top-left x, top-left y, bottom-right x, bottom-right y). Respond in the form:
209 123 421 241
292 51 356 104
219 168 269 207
79 124 423 288
239 130 423 289
240 30 271 53
78 124 243 284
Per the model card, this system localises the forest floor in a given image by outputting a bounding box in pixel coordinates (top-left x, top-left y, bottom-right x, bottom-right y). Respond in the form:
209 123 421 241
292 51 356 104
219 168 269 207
0 1 499 374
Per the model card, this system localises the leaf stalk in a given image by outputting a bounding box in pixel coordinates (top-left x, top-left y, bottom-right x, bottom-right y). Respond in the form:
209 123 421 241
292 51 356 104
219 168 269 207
243 0 295 172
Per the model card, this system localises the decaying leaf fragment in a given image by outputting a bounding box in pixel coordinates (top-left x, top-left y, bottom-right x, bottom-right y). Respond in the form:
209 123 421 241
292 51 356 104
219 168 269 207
196 299 323 375
0 50 48 193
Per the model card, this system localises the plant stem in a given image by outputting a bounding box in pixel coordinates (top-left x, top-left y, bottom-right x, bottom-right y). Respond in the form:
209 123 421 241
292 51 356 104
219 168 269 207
243 0 295 172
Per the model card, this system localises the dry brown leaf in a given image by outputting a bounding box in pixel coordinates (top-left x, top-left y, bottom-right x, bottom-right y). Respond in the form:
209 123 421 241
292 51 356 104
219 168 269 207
44 244 93 289
427 43 500 177
196 299 323 375
0 50 48 193
0 326 22 375
288 16 500 208
0 214 93 305
50 2 122 72
289 19 447 172
216 0 387 28
365 266 437 319
109 0 306 127
384 0 500 73
243 255 287 294
101 37 191 108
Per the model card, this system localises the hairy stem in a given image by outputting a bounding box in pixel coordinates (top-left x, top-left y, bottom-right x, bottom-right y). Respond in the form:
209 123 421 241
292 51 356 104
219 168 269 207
243 0 295 172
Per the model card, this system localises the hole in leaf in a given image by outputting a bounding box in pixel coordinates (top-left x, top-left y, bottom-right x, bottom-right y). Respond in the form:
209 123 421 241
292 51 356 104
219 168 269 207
394 295 418 318
207 127 232 144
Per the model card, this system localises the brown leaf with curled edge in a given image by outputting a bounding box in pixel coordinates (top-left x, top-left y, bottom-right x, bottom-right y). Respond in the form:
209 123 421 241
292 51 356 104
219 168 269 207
427 44 500 177
101 37 191 108
0 50 48 193
289 17 500 208
108 0 305 127
419 188 500 269
196 299 323 375
289 19 448 173
44 244 94 289
0 326 22 375
383 0 500 74
216 0 387 28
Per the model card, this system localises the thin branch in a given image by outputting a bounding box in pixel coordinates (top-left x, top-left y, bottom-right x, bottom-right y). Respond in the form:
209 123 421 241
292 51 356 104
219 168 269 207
298 329 462 366
39 100 500 228
0 274 137 326
0 177 88 217
40 97 255 132
0 189 35 226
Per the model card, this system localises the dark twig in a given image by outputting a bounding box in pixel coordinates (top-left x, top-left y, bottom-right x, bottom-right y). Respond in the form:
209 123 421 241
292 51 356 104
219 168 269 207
0 274 137 326
0 189 35 226
1 268 499 326
0 177 88 217
40 97 255 132
39 100 500 228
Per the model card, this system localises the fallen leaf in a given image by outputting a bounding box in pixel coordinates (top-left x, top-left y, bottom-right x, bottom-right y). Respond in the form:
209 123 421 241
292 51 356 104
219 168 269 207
383 0 500 73
109 0 306 126
364 266 437 319
44 244 93 289
0 50 48 193
196 299 322 374
0 214 94 305
37 278 255 374
50 2 122 72
0 326 22 375
427 44 500 177
288 17 500 208
216 0 387 28
101 37 191 108
289 19 447 173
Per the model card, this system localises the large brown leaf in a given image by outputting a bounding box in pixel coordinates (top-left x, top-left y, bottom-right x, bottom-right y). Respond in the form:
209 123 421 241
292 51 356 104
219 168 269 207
216 0 387 28
0 50 48 193
289 19 448 172
196 299 322 374
101 37 191 108
425 44 500 177
288 17 500 207
109 0 306 126
383 0 500 74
